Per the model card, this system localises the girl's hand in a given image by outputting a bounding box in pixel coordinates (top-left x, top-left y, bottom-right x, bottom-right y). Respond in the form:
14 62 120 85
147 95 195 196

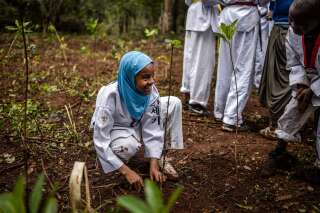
150 159 166 183
119 164 144 191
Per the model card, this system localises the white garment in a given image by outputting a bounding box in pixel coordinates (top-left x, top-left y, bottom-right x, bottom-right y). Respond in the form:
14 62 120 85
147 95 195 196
214 2 259 125
91 82 183 173
181 29 216 106
254 5 270 88
276 27 320 159
181 0 219 107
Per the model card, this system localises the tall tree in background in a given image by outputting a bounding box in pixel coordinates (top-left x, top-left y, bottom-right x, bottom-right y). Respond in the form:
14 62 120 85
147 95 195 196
36 0 63 34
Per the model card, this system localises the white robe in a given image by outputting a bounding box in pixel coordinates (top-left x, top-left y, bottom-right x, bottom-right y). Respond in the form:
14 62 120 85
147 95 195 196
254 5 270 88
181 0 219 107
214 0 260 125
275 27 320 159
91 82 183 173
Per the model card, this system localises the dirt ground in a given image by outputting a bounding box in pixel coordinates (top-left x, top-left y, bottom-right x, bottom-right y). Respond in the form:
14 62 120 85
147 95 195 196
0 34 320 212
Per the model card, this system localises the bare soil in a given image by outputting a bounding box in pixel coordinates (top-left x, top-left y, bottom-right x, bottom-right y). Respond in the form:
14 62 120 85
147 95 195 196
0 34 319 212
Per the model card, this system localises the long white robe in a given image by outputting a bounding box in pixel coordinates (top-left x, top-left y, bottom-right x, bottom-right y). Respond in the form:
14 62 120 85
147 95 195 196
254 5 270 88
91 82 183 173
214 0 260 125
181 0 219 107
275 28 320 158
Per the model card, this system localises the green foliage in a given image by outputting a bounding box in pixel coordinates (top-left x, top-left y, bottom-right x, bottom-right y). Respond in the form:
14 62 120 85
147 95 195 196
86 18 99 35
2 99 41 137
164 39 182 49
5 20 33 34
144 28 158 38
48 24 68 61
0 174 58 213
213 20 238 43
117 179 183 213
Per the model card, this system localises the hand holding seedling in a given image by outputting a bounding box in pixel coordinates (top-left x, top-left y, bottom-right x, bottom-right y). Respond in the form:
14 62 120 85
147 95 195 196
119 164 144 191
150 158 167 184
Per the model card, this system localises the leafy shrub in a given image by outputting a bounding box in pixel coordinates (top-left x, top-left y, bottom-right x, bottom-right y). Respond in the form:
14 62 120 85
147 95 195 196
117 179 183 213
0 174 57 213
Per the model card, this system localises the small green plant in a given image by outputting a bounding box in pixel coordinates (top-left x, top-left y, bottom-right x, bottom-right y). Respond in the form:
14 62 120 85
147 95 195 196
48 24 68 62
3 20 33 60
64 104 80 142
0 174 58 213
3 100 41 137
144 28 158 38
117 179 183 213
164 39 182 49
86 18 99 36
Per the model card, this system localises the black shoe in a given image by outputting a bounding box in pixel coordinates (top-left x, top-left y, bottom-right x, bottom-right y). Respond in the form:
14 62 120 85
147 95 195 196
222 123 249 132
188 103 208 115
261 148 297 178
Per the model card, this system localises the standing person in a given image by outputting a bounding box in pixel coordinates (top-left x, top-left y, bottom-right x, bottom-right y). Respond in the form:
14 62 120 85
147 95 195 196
180 0 219 115
262 0 320 178
91 51 184 190
258 0 293 139
254 4 270 89
214 0 266 131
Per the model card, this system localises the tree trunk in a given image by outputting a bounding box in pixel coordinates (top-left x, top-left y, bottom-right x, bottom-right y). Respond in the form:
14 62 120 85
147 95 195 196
160 0 175 33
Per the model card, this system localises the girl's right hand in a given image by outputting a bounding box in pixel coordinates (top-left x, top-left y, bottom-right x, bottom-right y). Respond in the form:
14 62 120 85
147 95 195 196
119 165 144 191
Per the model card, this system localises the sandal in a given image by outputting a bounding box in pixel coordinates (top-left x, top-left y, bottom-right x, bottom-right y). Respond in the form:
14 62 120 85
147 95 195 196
158 157 179 179
259 126 277 140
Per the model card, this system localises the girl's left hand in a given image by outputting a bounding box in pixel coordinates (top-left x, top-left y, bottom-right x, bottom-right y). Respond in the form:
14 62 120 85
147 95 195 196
150 159 166 183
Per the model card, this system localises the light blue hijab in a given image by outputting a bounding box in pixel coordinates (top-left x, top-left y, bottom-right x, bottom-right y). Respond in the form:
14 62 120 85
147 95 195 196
117 51 153 121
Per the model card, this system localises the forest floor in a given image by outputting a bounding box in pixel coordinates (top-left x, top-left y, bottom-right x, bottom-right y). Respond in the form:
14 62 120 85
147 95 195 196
0 33 320 213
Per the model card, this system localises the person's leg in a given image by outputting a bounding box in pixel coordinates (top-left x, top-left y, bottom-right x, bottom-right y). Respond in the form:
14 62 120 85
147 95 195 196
159 96 184 177
110 136 142 163
262 99 316 177
180 30 193 96
160 96 184 150
189 28 216 108
222 26 259 127
254 18 269 89
214 36 232 120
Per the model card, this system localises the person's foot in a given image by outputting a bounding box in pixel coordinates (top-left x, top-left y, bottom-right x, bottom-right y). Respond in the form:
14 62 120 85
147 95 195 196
158 158 179 179
259 126 277 140
214 117 223 123
261 148 297 178
188 103 208 115
222 123 249 132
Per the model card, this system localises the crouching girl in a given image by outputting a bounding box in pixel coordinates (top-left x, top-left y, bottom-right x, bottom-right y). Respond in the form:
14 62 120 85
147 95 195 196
91 51 184 190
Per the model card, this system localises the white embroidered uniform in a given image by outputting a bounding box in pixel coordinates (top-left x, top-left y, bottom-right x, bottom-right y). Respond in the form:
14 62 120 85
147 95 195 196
214 0 262 125
181 0 219 107
91 82 184 173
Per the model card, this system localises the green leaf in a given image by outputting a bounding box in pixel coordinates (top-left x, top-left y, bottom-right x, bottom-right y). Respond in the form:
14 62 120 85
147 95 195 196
5 26 18 31
0 193 16 213
48 24 56 33
117 195 150 213
212 32 227 41
30 174 44 213
145 180 164 212
42 197 57 213
12 176 26 213
165 186 183 212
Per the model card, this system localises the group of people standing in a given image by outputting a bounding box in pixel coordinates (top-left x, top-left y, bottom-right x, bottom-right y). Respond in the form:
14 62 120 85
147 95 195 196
181 0 320 177
90 0 319 189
